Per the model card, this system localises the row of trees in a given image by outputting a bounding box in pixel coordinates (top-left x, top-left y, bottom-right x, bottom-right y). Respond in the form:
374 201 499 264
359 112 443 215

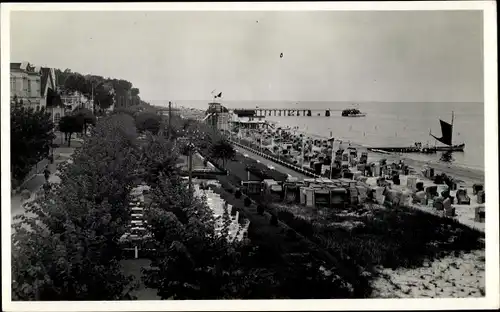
55 68 146 110
12 113 142 300
58 108 97 146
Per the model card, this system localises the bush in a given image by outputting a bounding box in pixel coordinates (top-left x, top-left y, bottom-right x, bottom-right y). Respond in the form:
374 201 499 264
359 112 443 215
11 104 55 183
135 112 161 134
244 197 252 207
235 190 242 199
270 214 279 226
286 228 297 241
257 205 265 215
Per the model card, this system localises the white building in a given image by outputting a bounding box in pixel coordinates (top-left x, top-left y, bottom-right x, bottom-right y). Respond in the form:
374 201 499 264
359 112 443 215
10 62 57 111
60 90 93 112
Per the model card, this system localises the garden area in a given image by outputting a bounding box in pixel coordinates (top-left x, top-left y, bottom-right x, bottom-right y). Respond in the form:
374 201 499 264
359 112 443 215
271 202 484 271
207 181 362 298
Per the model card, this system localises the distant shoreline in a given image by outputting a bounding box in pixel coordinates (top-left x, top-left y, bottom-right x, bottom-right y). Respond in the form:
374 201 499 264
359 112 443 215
175 106 484 184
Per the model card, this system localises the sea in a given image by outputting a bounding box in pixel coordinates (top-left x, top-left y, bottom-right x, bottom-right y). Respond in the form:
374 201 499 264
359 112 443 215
153 100 485 171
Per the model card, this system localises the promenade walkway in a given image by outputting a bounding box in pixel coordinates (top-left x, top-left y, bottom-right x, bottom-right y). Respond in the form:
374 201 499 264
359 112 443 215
231 146 310 181
11 142 79 223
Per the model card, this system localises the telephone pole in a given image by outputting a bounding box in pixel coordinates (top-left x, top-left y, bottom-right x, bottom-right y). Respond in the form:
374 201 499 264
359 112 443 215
168 101 172 138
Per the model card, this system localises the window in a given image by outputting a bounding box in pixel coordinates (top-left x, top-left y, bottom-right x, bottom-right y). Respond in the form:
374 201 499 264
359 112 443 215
10 77 15 93
55 113 61 124
27 79 32 95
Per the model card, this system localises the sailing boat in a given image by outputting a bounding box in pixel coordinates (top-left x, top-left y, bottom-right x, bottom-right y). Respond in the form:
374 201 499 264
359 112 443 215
429 111 465 152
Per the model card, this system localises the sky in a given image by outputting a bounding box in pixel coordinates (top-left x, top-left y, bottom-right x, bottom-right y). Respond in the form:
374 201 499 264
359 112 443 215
10 10 484 103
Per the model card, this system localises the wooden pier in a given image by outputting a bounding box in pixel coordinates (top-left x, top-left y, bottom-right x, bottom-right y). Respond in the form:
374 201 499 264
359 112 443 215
231 108 343 117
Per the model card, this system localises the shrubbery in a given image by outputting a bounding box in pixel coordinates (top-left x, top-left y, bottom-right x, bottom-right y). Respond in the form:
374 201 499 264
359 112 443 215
135 112 162 135
244 197 252 207
270 214 279 226
235 190 242 199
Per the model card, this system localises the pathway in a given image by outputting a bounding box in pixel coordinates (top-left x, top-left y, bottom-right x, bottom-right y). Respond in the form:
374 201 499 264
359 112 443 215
11 146 75 224
231 146 310 181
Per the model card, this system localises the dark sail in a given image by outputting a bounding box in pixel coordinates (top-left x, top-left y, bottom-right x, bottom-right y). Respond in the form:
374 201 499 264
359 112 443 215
431 119 453 146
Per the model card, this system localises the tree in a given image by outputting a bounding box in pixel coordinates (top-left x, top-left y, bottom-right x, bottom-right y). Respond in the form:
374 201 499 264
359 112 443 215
141 169 250 299
139 133 181 188
11 114 141 300
113 106 140 118
73 108 96 134
10 104 55 185
209 139 235 167
94 83 115 110
64 73 87 94
54 68 72 88
130 88 140 97
58 115 84 147
135 112 162 135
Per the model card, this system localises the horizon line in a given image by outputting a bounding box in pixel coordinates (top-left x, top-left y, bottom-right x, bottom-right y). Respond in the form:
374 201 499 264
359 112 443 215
146 100 484 104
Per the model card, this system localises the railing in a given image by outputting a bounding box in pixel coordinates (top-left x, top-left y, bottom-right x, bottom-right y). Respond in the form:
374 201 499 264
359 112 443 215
228 139 321 179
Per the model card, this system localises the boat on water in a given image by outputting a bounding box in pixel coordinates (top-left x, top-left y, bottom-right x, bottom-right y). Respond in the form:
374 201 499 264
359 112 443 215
429 112 465 152
341 108 366 117
434 143 465 152
368 112 465 154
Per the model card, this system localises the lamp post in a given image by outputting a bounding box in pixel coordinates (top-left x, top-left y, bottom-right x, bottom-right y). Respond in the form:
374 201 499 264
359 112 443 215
183 128 199 194
188 141 195 193
330 139 335 179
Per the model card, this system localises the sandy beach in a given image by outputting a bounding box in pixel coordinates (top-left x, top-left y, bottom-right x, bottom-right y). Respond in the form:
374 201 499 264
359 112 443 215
371 249 485 298
237 126 484 187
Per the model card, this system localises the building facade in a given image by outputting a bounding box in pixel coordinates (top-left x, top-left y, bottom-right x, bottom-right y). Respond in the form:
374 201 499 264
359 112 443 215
10 62 57 110
60 91 93 111
205 102 230 132
10 62 42 109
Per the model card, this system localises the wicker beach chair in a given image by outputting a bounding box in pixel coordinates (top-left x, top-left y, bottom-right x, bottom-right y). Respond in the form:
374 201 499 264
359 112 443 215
472 183 484 195
456 188 471 205
477 190 485 204
433 196 444 211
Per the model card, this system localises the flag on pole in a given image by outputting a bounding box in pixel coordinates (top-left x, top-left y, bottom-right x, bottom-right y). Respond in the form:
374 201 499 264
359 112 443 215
215 92 223 98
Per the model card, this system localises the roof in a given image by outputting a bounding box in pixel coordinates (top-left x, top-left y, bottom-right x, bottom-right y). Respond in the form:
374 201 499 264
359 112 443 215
46 88 64 108
233 109 256 117
10 63 21 70
206 104 228 114
40 67 51 97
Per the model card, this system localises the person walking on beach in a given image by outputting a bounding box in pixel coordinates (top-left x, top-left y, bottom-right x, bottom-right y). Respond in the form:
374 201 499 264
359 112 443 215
43 165 51 182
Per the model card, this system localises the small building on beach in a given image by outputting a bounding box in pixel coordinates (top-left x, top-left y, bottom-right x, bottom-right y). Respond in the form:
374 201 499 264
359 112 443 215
229 109 272 131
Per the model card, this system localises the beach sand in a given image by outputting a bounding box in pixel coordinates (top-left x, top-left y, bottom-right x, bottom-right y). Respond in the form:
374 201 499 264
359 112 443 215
371 249 485 298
